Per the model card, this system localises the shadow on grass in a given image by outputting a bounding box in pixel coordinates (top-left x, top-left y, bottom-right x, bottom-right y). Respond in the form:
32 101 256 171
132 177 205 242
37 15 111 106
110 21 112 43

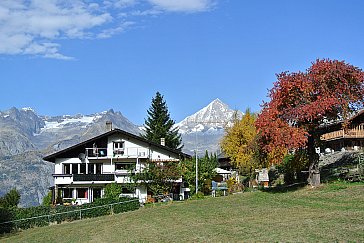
261 182 307 193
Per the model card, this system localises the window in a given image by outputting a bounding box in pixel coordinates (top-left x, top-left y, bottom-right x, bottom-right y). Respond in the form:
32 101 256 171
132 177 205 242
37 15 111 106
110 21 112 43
77 188 88 199
121 186 135 194
113 141 125 155
63 164 70 174
80 163 86 174
72 164 78 174
95 164 102 174
63 188 73 198
93 188 102 200
88 163 94 174
113 141 124 150
115 163 134 170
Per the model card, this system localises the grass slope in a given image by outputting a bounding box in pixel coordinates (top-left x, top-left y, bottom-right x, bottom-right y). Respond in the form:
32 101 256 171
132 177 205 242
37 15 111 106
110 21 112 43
1 182 363 242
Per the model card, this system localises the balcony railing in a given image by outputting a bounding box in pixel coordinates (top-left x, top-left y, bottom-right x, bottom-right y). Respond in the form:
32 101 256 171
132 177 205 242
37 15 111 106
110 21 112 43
85 148 108 158
85 147 149 158
321 127 364 141
73 174 115 181
112 147 149 158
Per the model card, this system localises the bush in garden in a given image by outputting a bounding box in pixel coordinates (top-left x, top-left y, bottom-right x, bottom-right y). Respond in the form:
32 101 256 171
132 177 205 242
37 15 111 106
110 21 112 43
0 189 20 209
104 183 122 199
112 197 140 214
0 207 14 234
226 177 244 193
1 197 140 232
13 206 51 230
190 192 205 200
42 191 53 206
52 205 80 223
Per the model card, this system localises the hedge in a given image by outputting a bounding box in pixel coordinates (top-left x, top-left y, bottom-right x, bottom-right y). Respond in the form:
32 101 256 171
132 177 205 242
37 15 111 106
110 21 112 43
0 197 140 233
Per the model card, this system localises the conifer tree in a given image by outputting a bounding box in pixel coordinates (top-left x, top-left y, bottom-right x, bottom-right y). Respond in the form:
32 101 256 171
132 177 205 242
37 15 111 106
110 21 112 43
142 92 183 150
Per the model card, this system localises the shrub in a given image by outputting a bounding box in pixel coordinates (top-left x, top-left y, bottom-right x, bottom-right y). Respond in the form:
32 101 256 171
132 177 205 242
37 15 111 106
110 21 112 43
13 206 51 229
0 207 14 234
104 183 122 199
277 153 309 185
226 177 244 193
190 192 205 200
0 189 20 209
52 205 80 223
201 179 212 195
2 197 140 232
42 191 53 206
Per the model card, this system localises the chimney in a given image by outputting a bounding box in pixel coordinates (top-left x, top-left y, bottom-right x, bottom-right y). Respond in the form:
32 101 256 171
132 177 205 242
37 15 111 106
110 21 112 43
106 121 113 132
160 138 165 146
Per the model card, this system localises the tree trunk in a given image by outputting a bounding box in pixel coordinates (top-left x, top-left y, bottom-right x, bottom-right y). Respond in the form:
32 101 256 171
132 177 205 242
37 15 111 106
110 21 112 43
307 134 320 186
308 161 320 186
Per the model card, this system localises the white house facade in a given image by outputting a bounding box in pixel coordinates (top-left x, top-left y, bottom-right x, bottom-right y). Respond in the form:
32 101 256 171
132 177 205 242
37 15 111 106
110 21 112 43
43 127 190 205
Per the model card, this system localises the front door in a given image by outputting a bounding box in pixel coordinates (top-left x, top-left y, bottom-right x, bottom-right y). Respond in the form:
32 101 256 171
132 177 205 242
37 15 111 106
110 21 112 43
93 188 102 201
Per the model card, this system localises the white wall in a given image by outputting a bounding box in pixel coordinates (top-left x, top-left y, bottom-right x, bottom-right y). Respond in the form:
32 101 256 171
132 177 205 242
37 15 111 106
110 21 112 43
52 132 184 203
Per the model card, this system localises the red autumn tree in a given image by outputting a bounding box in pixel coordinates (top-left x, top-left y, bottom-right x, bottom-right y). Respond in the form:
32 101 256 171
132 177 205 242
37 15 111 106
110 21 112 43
256 59 364 186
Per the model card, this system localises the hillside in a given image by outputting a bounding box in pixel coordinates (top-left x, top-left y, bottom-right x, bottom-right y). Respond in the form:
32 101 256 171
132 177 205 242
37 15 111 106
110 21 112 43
2 182 363 242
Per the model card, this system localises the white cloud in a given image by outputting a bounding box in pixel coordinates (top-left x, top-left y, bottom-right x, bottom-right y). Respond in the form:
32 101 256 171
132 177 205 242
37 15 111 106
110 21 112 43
114 0 137 8
148 0 215 12
97 21 135 39
0 0 113 59
0 0 216 59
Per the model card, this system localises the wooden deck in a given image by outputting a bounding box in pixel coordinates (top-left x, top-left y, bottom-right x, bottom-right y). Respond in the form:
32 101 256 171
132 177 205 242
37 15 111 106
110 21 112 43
321 125 364 141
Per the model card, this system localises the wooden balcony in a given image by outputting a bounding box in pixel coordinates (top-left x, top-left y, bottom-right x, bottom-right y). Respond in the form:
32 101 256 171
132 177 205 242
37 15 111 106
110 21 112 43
321 125 364 141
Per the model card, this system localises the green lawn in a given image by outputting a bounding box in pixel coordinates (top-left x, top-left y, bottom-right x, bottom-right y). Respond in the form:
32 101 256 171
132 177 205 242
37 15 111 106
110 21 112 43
1 181 363 242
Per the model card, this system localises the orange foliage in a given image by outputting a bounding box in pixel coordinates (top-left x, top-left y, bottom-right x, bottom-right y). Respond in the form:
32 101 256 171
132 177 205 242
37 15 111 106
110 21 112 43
256 59 364 165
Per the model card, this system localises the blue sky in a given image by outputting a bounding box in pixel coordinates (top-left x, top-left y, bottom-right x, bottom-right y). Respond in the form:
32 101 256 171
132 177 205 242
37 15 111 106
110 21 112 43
1 0 364 124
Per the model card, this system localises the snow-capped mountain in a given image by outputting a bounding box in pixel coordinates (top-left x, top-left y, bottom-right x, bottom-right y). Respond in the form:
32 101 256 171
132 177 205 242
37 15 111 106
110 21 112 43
0 100 242 206
0 107 141 207
176 98 241 134
176 99 243 155
36 109 141 151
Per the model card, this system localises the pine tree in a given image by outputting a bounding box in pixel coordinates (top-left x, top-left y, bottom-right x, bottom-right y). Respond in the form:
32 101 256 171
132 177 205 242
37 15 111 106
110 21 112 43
142 92 183 150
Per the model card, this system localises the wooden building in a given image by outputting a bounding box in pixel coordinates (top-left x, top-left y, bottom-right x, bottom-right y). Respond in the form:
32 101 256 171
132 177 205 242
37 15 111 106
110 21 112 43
320 110 364 152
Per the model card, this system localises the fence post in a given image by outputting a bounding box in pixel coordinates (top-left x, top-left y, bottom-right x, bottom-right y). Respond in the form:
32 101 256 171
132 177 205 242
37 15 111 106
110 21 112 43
79 208 82 220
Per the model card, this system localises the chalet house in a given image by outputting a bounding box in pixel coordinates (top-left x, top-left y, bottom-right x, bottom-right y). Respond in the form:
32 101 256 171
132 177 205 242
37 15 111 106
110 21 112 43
43 125 190 205
320 110 364 152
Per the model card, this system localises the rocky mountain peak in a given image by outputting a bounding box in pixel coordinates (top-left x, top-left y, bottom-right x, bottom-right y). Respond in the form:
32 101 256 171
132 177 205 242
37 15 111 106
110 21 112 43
175 99 243 155
176 99 242 134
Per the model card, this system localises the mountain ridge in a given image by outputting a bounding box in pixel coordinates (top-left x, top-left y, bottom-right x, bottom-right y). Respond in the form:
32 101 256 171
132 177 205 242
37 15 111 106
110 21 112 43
0 99 243 206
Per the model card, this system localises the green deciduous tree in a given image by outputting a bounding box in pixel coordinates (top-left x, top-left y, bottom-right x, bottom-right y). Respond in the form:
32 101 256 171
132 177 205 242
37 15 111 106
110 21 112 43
142 92 182 150
180 151 218 195
42 191 53 206
132 161 181 196
104 183 122 199
221 109 260 174
0 188 20 208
